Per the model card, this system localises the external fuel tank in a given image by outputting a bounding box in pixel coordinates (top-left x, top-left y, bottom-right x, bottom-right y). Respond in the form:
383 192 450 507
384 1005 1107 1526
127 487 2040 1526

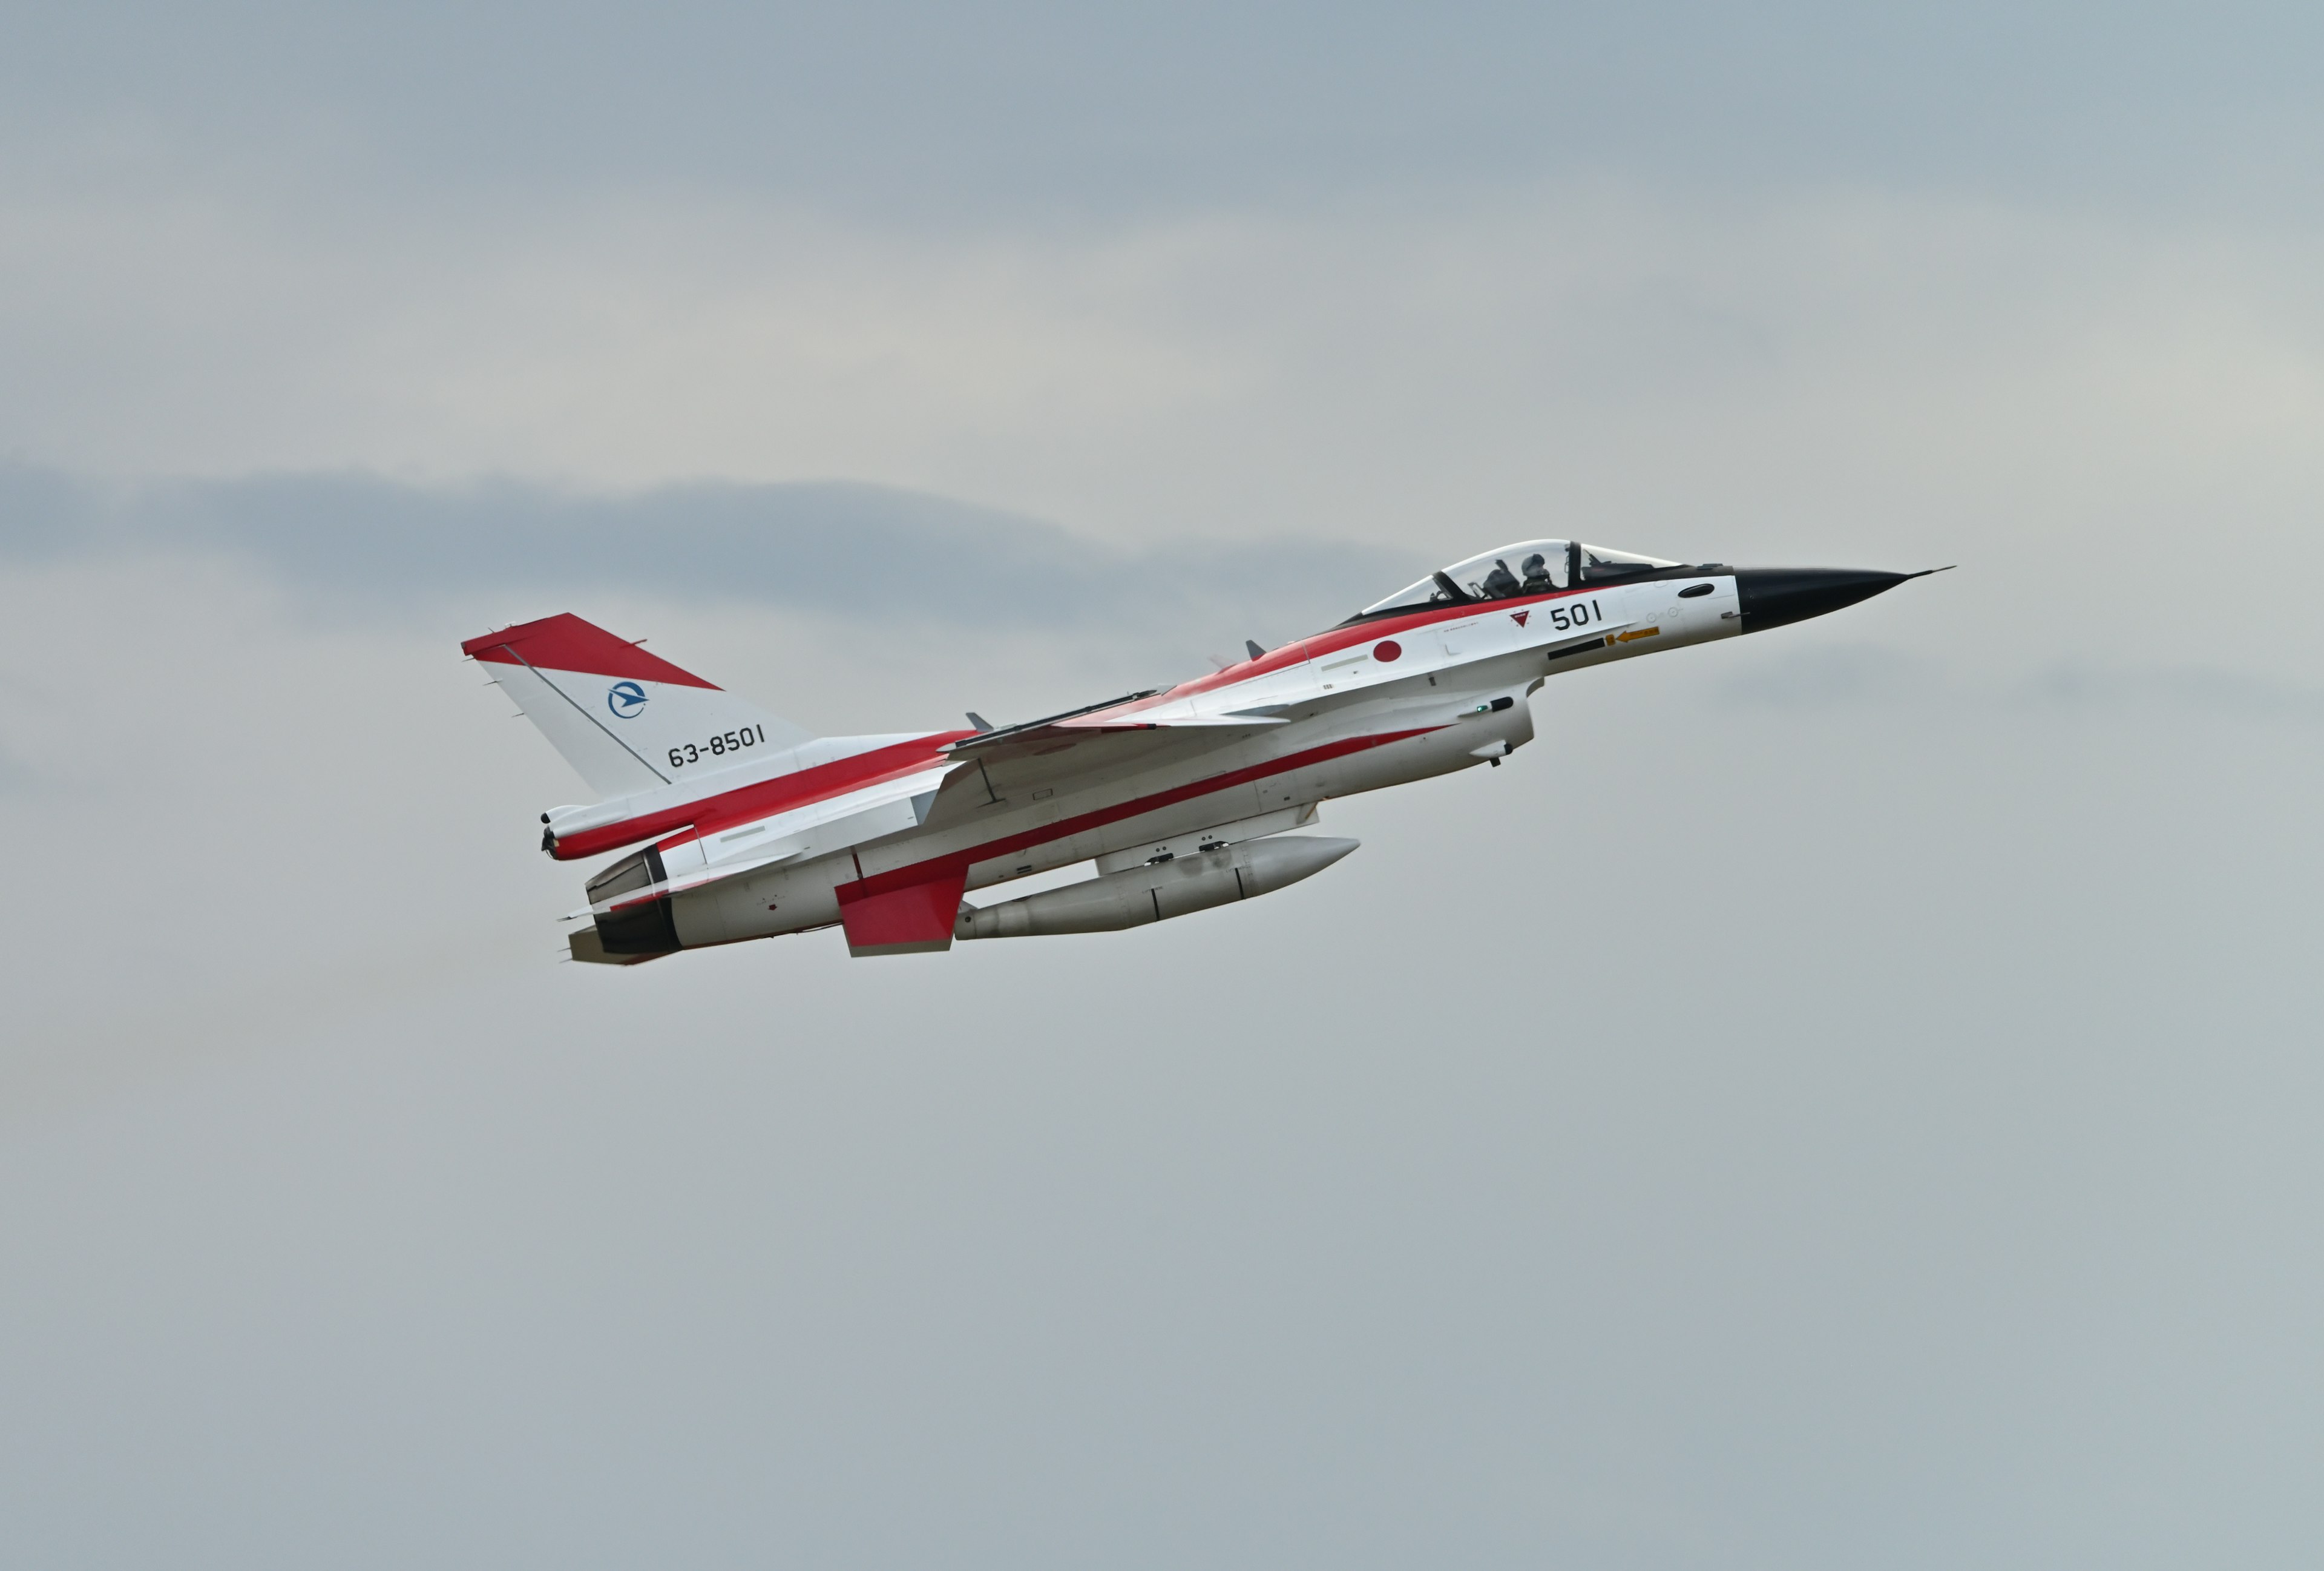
956 836 1359 939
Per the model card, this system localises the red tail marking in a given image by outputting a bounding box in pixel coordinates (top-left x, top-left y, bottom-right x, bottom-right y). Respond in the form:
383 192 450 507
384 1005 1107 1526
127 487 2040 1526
462 613 719 690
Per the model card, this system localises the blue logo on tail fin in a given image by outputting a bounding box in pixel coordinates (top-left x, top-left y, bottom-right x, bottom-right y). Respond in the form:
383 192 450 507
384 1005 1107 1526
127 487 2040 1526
608 681 648 718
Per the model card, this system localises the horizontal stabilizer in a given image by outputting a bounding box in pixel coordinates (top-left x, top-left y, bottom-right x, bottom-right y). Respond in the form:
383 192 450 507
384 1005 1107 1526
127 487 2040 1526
568 927 666 966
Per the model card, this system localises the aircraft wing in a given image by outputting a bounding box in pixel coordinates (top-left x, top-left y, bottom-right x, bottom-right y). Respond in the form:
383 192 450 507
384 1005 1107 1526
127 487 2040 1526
919 693 1260 832
942 688 1287 754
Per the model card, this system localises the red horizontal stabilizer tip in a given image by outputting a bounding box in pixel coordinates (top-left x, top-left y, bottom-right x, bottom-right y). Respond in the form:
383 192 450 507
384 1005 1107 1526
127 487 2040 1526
460 613 719 690
838 871 969 958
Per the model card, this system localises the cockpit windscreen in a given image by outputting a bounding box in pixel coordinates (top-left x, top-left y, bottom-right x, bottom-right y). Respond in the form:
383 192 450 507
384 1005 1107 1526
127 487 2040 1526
1575 544 1679 582
1357 540 1679 617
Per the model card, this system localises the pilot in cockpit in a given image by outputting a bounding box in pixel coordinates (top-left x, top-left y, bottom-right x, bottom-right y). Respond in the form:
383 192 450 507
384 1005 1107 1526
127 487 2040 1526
1479 558 1522 598
1519 552 1556 592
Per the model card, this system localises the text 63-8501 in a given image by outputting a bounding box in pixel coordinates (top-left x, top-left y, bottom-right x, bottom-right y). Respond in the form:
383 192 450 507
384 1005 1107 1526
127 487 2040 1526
669 724 769 769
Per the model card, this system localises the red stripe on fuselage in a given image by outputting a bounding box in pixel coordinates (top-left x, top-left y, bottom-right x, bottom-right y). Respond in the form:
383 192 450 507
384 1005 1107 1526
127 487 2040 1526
835 726 1443 903
1295 585 1604 662
553 733 974 860
1080 584 1619 722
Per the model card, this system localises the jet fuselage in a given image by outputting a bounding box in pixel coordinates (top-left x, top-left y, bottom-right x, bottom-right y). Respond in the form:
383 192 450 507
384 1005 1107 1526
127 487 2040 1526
462 552 1923 961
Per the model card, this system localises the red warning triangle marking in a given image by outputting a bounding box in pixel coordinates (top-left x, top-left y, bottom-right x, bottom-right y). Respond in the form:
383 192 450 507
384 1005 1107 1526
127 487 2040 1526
1511 610 1530 627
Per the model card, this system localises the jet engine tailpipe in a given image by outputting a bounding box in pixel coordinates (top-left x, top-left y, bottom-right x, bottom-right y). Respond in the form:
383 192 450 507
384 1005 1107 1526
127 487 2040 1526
958 835 1359 939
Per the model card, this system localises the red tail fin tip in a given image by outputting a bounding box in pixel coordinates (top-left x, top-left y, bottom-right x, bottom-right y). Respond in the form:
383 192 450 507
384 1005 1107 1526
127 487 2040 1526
460 613 718 690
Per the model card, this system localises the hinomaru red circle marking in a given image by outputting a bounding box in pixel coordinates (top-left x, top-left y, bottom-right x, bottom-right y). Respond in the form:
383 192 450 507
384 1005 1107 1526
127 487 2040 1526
1373 640 1402 662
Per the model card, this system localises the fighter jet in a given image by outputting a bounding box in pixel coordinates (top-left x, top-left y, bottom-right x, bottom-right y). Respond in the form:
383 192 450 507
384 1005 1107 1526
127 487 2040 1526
462 542 1935 962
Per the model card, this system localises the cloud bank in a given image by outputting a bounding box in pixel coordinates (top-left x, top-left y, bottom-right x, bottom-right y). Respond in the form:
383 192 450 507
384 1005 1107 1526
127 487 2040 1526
6 6 2323 1567
0 464 1409 643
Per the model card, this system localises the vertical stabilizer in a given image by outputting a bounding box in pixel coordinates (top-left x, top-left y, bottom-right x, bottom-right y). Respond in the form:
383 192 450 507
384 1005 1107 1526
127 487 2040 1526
462 613 814 796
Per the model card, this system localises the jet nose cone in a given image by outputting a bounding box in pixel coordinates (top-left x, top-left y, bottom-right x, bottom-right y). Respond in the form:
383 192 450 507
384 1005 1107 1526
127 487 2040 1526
1734 567 1912 633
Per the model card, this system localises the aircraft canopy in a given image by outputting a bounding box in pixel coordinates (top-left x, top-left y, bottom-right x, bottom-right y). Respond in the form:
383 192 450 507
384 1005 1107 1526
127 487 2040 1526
1357 540 1679 617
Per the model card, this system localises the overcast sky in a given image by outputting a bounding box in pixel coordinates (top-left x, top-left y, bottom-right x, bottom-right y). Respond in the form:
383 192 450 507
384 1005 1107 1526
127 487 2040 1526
2 6 2320 1569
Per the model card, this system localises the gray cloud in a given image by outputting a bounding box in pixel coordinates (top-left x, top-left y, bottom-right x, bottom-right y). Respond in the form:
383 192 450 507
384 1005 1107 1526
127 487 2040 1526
0 742 36 797
2016 662 2324 723
0 464 1408 642
2 559 2316 1570
1717 643 1942 708
6 7 2323 1566
1718 642 2324 723
10 3 2322 222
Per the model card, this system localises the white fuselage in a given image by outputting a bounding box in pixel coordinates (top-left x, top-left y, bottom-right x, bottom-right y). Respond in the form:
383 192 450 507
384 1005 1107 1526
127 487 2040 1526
568 572 1742 949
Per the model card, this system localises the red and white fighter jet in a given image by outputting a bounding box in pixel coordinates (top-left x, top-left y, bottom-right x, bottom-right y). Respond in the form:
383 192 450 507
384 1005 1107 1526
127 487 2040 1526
464 542 1932 961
